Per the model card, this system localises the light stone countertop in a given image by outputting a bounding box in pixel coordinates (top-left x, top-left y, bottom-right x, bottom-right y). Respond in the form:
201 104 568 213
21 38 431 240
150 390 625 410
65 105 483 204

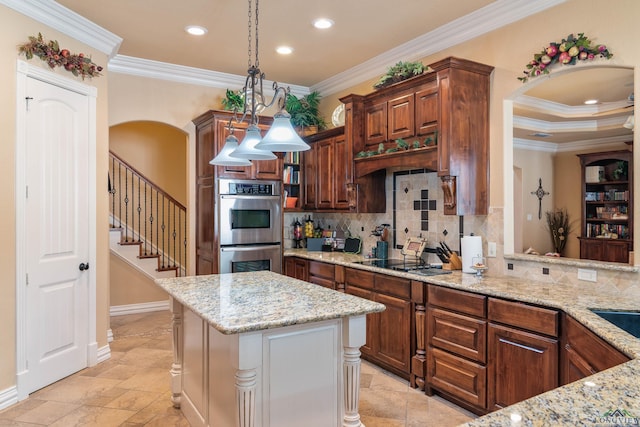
285 249 640 426
154 270 385 335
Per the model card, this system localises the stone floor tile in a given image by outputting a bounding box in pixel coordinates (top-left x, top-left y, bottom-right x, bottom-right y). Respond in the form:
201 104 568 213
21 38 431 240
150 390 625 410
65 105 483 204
14 401 80 425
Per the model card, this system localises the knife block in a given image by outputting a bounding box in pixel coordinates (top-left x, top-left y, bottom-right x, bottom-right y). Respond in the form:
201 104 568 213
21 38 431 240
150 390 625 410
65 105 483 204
443 253 463 270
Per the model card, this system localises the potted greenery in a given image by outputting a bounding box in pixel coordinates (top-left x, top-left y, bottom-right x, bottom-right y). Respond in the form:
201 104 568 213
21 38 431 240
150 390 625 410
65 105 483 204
374 61 428 89
285 91 327 135
221 89 245 111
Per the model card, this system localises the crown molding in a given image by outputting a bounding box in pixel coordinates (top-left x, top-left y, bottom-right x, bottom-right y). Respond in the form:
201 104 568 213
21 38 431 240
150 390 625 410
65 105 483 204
108 55 309 98
513 115 630 133
516 95 631 118
0 0 122 58
312 0 567 95
514 135 630 153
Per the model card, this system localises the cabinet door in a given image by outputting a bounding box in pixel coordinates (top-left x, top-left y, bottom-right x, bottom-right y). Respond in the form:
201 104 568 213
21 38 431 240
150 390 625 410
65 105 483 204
428 347 486 409
196 120 216 275
580 239 604 261
376 293 411 374
364 101 387 149
415 83 438 136
285 257 308 281
388 93 414 141
604 240 630 263
345 285 376 357
254 156 282 180
302 143 317 209
316 138 334 209
487 323 558 411
215 120 252 179
332 134 351 210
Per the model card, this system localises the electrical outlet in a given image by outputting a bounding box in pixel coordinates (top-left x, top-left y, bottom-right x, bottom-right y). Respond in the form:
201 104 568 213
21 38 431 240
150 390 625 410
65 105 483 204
578 268 597 282
487 242 497 257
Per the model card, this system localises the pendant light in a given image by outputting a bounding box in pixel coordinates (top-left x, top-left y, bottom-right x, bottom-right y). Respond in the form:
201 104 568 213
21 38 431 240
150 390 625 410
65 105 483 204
209 0 310 165
209 134 252 166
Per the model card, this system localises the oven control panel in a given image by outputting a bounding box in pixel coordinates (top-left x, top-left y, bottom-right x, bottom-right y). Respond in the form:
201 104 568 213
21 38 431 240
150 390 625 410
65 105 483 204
219 179 280 196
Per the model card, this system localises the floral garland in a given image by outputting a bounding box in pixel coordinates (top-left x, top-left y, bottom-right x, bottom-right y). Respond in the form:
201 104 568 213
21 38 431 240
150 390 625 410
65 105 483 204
518 33 612 83
18 33 103 79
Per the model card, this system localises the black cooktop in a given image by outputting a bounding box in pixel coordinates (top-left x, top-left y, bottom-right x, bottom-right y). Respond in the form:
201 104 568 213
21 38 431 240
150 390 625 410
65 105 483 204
354 259 451 276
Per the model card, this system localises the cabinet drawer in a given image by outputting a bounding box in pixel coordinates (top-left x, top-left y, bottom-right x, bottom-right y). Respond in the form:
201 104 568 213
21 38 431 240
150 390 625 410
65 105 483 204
488 298 558 337
428 285 486 318
375 274 410 300
428 307 486 363
309 275 335 290
428 347 486 409
345 268 375 290
564 315 629 373
308 261 334 279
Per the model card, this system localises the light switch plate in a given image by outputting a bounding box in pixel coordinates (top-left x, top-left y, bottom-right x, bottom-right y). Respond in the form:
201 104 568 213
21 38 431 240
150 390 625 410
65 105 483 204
487 241 497 257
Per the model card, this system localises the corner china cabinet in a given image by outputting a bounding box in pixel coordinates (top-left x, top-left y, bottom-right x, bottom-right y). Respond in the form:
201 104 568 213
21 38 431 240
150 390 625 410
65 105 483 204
578 150 633 263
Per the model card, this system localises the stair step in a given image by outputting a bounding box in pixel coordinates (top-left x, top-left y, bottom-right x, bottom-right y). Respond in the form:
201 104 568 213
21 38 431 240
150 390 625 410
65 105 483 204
158 266 179 272
120 240 143 246
139 254 160 259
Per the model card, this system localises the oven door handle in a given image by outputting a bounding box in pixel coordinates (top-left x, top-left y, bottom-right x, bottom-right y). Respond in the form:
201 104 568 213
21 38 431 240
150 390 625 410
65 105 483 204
220 244 282 252
219 194 281 201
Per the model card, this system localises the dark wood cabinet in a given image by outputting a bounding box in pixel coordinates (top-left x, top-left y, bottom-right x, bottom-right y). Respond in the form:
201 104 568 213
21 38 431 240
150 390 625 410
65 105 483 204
578 150 633 263
344 268 412 379
561 314 629 385
347 57 493 215
193 110 280 275
284 257 307 281
308 260 335 289
303 127 384 212
487 298 559 411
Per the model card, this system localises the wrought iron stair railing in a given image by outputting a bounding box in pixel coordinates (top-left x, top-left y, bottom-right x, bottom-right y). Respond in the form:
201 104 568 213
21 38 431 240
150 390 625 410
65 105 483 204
109 150 187 276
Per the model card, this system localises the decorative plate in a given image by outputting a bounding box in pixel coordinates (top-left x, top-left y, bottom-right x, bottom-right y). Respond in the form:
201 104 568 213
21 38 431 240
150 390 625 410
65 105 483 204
331 103 345 127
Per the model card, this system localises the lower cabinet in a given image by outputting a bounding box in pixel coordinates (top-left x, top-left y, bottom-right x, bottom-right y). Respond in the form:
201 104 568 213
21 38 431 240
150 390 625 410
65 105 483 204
308 260 336 289
486 298 559 411
284 256 308 281
561 314 630 384
345 268 412 379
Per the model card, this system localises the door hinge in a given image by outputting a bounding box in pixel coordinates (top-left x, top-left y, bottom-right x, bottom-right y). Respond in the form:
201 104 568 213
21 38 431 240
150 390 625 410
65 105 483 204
25 96 33 112
26 185 28 199
26 273 29 286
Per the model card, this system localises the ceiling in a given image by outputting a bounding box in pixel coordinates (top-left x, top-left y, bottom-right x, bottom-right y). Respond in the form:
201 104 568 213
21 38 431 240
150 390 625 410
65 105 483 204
52 0 634 147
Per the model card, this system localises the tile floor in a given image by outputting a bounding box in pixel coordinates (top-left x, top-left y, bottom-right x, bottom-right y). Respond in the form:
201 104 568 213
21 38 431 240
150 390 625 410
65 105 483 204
0 310 476 426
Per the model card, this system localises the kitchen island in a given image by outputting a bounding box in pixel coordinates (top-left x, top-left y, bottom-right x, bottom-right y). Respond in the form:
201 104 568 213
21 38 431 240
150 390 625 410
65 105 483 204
154 270 385 427
285 249 640 426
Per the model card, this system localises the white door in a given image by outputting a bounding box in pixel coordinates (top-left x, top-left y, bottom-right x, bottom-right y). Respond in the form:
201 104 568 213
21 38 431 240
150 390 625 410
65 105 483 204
24 76 90 393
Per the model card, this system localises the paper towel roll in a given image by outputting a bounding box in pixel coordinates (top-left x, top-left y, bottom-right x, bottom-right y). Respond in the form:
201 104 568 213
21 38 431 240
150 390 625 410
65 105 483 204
461 235 483 273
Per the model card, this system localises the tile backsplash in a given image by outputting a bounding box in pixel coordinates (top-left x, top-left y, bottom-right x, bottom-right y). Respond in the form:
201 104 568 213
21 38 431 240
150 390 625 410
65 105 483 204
284 168 488 265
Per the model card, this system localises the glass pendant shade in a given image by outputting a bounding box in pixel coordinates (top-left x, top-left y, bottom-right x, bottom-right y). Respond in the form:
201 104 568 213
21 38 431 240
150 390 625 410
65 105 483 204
209 135 252 166
229 124 277 160
256 112 311 152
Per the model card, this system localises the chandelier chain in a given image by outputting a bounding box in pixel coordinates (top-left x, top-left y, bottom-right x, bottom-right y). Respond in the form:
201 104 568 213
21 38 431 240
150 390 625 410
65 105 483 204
247 0 251 69
255 0 259 69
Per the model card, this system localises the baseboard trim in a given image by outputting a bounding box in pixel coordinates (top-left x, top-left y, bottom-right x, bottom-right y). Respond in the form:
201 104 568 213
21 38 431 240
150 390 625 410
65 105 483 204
107 328 114 343
0 386 18 411
110 300 170 316
96 344 111 364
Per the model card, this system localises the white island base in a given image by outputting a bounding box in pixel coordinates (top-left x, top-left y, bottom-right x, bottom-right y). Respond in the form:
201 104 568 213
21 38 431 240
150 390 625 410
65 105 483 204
170 300 368 427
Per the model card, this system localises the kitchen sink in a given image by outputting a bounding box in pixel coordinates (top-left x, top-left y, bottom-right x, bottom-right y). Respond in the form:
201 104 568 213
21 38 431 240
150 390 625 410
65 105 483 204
589 309 640 338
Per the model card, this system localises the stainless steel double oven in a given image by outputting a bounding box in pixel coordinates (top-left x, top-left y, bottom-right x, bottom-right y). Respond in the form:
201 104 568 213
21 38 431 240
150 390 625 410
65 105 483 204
218 179 282 274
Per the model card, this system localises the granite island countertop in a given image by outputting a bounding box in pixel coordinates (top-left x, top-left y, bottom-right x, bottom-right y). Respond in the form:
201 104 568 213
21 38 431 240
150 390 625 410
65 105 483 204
155 270 385 335
285 249 640 426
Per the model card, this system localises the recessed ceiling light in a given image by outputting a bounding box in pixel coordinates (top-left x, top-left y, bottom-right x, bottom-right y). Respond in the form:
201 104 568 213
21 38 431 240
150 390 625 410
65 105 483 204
313 18 334 29
530 132 553 138
584 99 599 105
276 46 293 55
185 25 207 36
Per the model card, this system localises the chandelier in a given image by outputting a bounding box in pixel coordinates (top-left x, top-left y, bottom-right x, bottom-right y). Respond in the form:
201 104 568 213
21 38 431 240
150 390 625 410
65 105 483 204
210 0 310 166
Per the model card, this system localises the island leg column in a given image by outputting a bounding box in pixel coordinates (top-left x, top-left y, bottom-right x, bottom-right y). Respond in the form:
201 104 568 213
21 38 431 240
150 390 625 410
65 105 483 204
170 298 183 408
343 315 366 427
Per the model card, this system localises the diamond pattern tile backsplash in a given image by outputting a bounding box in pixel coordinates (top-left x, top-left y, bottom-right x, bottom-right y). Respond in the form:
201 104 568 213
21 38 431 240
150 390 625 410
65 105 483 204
284 168 487 264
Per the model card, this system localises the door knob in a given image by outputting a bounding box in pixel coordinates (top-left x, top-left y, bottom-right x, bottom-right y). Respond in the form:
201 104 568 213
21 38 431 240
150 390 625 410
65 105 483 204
79 262 89 271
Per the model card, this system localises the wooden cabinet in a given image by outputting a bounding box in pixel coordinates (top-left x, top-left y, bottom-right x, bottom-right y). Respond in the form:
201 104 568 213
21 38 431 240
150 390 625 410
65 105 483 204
284 256 307 281
426 286 487 412
578 150 633 263
303 127 385 212
308 260 336 289
487 298 559 411
344 268 412 378
347 57 493 215
561 314 629 385
283 151 301 210
193 110 280 275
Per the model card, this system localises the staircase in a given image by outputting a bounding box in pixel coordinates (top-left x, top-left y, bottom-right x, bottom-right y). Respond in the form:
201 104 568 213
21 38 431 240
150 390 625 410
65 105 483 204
109 151 187 280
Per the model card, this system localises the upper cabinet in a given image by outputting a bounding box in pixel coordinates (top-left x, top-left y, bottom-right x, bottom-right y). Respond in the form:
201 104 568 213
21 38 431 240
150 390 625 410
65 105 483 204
193 110 281 182
343 57 493 215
